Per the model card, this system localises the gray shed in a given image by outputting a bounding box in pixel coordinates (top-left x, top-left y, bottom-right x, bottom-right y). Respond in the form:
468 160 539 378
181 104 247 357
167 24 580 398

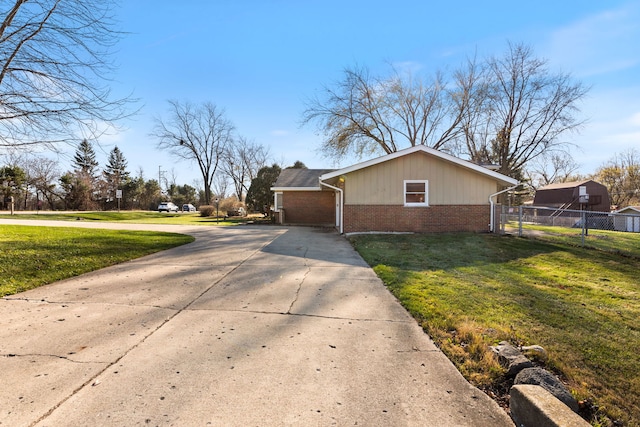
613 206 640 232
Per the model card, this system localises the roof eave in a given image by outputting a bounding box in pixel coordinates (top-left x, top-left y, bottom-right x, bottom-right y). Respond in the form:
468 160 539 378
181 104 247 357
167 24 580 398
270 186 322 192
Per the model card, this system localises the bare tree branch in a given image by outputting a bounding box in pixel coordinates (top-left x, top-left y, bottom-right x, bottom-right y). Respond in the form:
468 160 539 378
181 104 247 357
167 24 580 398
461 42 588 179
152 100 234 205
0 0 135 151
302 64 466 160
221 136 269 201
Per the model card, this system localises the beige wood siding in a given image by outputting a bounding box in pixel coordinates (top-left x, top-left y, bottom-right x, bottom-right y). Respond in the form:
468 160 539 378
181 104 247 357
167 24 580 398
344 152 499 205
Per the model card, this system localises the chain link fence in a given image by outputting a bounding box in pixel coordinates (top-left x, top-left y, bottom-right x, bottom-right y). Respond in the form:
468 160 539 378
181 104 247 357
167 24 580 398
497 205 640 250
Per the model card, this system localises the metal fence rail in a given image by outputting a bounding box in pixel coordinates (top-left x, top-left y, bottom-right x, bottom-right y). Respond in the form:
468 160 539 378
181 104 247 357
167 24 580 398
499 205 640 244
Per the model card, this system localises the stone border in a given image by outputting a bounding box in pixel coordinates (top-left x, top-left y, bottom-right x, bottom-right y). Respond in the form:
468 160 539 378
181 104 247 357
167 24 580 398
490 341 590 427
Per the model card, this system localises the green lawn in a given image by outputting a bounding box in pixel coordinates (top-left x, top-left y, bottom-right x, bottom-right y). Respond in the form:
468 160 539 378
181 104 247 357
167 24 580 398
507 222 640 259
0 211 267 226
0 225 194 296
350 232 640 427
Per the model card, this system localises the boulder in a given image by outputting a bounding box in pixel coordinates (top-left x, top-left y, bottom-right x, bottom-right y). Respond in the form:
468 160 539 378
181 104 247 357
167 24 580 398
490 341 533 377
521 345 548 362
514 367 579 412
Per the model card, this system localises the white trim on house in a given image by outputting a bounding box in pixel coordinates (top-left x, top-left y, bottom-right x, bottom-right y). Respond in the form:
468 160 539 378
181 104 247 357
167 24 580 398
273 192 283 212
404 179 429 207
270 186 322 192
319 145 518 187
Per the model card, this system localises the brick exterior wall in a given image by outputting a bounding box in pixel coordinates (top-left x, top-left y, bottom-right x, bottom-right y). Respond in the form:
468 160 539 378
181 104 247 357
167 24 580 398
282 191 335 225
344 205 491 233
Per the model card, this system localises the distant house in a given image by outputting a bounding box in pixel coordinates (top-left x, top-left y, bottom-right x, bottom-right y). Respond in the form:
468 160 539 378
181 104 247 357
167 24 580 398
613 206 640 232
271 145 518 234
533 180 611 213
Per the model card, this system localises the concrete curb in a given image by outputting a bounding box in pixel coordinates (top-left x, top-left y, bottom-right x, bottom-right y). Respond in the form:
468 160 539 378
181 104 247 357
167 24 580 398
510 385 590 427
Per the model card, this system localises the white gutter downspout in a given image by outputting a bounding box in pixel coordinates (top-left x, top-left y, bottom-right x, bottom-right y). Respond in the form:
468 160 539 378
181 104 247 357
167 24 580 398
489 184 520 233
319 178 344 234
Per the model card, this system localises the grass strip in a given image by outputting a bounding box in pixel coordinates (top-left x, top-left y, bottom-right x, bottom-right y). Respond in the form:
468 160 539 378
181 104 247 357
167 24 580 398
0 211 269 226
351 232 639 427
0 225 194 296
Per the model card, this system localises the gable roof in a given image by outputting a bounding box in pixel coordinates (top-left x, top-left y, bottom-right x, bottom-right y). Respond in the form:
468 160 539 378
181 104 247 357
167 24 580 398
319 145 518 186
271 168 336 191
615 206 640 214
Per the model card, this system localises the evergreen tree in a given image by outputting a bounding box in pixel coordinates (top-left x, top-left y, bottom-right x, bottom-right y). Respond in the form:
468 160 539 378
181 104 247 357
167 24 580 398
246 164 281 213
73 139 99 178
0 166 26 208
103 146 129 190
289 160 307 169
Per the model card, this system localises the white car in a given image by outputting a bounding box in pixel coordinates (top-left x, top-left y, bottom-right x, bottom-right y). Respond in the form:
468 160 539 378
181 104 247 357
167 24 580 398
158 202 179 212
182 204 196 212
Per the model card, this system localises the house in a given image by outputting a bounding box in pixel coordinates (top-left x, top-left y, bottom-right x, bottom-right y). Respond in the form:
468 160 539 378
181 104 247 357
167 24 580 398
533 180 611 213
271 146 518 234
613 206 640 232
270 168 337 226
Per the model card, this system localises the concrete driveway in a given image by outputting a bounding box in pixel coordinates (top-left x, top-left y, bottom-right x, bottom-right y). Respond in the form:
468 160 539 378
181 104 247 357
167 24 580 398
0 221 513 426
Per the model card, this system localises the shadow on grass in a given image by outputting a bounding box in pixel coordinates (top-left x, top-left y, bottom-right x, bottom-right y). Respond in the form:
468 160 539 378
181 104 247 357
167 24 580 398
350 232 640 426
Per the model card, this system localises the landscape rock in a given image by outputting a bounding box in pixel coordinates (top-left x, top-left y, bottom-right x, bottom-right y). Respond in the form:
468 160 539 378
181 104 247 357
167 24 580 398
490 341 533 377
514 367 579 412
521 345 548 362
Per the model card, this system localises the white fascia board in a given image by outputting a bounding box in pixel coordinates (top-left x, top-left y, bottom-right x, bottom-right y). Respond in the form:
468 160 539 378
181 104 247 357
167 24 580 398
270 186 322 192
615 206 640 214
319 145 519 186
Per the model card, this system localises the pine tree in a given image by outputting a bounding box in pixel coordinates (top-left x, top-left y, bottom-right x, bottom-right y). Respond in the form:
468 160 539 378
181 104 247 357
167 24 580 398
103 146 129 207
104 146 129 188
73 139 99 178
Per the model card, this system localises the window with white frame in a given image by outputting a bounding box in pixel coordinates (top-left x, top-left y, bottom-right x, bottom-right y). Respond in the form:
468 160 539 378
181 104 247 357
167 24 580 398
404 180 428 206
274 192 283 211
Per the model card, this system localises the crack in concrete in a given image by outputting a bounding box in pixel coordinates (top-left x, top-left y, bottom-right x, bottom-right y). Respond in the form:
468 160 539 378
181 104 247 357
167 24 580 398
287 266 310 314
3 296 180 311
1 353 105 364
188 306 412 324
284 244 310 314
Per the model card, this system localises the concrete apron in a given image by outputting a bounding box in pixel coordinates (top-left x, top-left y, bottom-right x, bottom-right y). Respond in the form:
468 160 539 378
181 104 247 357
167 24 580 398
0 222 513 426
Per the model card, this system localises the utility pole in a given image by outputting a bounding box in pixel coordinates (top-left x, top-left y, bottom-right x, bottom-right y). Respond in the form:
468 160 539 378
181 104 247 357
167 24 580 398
158 165 165 197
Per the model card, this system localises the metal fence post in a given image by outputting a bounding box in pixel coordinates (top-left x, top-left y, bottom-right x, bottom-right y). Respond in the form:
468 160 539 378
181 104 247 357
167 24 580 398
581 210 586 247
518 206 523 237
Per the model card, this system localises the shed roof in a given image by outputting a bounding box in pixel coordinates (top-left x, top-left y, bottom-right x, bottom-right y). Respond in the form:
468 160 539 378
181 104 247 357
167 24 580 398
319 145 518 186
537 179 598 191
271 168 336 190
615 206 640 214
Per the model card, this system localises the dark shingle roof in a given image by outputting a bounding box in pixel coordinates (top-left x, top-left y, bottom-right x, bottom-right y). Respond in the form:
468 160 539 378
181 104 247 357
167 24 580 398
272 168 336 189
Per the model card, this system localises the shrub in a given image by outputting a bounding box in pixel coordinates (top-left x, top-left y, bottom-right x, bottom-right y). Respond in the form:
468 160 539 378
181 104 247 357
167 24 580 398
199 205 215 217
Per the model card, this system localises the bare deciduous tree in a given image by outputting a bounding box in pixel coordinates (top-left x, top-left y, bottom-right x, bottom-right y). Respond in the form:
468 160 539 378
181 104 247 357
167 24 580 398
594 149 640 208
302 64 468 160
23 155 61 209
460 43 588 179
153 100 234 205
221 136 269 201
0 0 132 150
526 151 581 189
303 44 588 181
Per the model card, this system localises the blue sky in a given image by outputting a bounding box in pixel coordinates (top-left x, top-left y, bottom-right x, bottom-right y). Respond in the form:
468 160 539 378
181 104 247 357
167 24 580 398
87 1 639 187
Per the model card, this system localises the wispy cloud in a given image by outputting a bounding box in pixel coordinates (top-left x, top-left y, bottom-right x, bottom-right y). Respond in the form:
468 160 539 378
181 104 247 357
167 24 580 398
545 3 640 76
270 129 290 137
389 61 424 75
